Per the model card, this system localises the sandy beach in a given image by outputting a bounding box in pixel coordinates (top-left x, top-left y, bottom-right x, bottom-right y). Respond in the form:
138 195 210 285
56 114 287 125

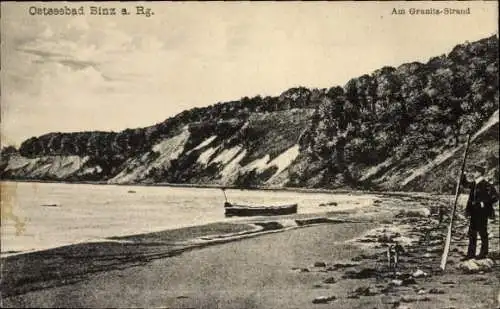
1 194 499 308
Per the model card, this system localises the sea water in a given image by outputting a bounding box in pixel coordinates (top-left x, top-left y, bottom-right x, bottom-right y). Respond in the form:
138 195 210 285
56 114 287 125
1 181 375 255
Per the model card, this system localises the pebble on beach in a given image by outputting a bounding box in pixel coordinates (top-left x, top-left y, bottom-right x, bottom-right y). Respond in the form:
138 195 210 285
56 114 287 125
391 279 403 287
429 288 446 294
458 258 494 273
343 267 378 279
348 286 379 298
412 269 427 278
395 208 431 218
314 261 327 267
312 295 336 304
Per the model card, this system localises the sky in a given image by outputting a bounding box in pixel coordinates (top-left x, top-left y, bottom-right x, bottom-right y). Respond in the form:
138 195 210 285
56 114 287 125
1 2 498 147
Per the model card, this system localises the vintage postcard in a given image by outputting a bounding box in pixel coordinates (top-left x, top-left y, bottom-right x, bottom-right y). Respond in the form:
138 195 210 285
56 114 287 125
1 1 499 308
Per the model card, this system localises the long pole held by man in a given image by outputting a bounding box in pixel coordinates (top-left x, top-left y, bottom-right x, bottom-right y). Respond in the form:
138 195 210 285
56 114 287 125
440 134 471 270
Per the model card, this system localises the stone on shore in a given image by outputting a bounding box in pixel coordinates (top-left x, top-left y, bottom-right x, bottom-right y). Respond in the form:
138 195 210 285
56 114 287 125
429 288 445 294
391 275 417 286
396 208 431 218
312 295 336 304
457 258 494 273
319 202 338 207
412 269 427 278
323 277 337 284
347 286 378 298
314 261 327 267
343 267 378 279
327 262 360 270
391 279 403 287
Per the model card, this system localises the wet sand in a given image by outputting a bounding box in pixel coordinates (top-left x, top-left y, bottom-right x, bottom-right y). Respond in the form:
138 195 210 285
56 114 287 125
2 222 376 308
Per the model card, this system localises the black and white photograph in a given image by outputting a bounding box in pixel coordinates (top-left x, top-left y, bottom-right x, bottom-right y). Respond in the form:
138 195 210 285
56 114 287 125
1 1 499 308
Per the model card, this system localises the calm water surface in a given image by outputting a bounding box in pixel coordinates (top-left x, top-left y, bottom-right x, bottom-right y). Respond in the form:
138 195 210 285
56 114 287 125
1 181 376 255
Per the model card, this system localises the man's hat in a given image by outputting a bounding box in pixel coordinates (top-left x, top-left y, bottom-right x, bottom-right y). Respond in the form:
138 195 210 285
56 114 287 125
469 164 486 175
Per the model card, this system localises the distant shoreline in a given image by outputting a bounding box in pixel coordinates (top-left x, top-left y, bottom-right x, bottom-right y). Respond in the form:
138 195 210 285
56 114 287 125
0 178 443 197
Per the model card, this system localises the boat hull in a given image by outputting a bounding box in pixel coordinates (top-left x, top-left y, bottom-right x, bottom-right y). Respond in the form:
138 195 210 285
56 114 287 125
224 203 298 217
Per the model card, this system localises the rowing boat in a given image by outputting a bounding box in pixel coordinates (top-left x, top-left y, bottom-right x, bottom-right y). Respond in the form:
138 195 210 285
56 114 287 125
224 202 298 217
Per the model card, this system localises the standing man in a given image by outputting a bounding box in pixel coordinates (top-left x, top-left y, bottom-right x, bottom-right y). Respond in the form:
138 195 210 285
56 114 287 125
461 164 499 260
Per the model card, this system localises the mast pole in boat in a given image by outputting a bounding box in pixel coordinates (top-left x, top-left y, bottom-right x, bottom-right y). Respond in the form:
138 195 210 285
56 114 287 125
221 188 230 206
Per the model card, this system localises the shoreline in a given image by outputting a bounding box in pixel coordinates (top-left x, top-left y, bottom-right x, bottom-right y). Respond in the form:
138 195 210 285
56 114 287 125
0 178 443 197
1 180 454 259
0 208 365 259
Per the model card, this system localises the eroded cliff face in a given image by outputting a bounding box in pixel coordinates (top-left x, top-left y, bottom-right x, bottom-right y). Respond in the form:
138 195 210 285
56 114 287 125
2 35 498 192
1 108 315 187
